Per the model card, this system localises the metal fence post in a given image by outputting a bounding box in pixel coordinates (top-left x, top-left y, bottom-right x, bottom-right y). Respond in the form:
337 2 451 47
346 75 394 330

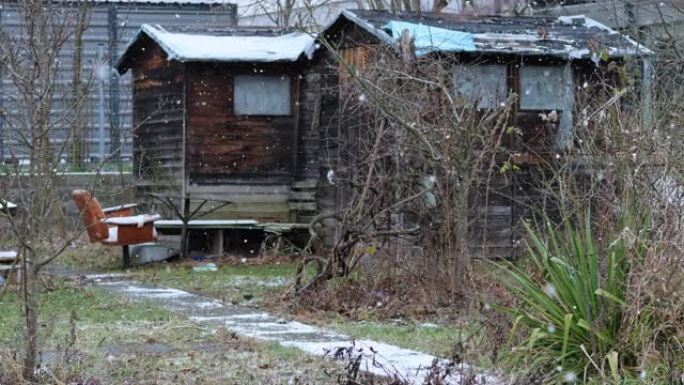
97 43 106 162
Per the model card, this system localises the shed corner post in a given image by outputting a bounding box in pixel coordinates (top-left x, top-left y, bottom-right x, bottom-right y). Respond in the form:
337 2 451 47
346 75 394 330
556 61 575 150
640 56 654 129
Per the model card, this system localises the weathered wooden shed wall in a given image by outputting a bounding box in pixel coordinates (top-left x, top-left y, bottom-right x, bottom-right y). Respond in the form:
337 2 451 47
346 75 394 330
184 59 321 222
186 64 298 180
128 38 186 207
292 61 325 222
185 63 301 221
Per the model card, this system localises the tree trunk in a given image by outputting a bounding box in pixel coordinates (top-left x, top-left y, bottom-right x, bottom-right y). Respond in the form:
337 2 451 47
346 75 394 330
21 256 38 380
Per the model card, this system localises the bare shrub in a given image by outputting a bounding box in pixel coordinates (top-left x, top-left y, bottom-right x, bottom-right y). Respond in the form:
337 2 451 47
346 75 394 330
0 0 108 380
296 44 514 311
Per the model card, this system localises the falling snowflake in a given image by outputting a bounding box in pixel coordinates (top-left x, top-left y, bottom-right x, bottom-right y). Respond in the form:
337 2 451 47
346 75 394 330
543 283 557 298
563 371 576 383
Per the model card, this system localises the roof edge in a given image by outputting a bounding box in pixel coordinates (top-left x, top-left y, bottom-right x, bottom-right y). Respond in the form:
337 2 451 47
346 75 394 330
115 24 160 74
557 14 654 56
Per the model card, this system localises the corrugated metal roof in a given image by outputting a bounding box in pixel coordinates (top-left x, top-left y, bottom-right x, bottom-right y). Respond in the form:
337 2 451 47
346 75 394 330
324 9 653 59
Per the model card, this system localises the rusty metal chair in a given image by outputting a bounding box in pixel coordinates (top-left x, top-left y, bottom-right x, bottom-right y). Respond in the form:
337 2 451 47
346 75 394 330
71 190 160 267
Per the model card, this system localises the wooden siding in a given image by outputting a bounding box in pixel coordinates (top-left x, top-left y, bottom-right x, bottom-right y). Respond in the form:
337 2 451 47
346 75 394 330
185 63 298 182
186 183 292 221
130 37 185 212
183 63 310 222
290 59 326 222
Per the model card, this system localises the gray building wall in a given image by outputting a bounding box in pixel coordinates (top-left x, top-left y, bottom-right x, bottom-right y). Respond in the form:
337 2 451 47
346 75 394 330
0 1 237 163
540 0 684 58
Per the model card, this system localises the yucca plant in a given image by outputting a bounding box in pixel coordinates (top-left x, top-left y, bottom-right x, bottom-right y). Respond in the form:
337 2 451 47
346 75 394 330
495 211 644 383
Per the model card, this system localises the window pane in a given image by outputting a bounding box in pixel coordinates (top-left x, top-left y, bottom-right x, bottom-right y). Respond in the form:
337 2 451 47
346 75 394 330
234 75 291 116
520 65 566 110
453 64 507 108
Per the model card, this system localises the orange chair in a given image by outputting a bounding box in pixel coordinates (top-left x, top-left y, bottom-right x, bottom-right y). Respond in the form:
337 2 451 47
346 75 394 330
71 190 160 267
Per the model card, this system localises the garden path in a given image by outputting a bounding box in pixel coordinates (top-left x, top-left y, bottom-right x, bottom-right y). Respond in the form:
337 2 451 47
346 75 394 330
72 272 498 384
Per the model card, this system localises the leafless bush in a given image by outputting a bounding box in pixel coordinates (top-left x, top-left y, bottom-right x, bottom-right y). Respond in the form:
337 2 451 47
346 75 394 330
296 44 514 309
323 342 490 385
0 0 108 380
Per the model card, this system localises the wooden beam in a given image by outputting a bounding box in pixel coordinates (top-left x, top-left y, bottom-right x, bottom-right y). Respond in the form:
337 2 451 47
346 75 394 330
557 62 574 150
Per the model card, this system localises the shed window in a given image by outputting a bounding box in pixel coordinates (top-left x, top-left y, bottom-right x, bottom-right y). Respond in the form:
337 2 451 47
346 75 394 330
520 65 567 110
453 64 508 108
234 75 291 116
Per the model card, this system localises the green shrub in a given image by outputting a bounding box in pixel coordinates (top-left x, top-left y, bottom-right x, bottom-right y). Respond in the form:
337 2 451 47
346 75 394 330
494 212 644 383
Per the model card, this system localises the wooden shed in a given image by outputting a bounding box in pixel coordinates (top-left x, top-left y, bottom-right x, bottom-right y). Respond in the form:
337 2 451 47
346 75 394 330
116 26 321 223
315 10 654 256
320 10 653 149
114 14 653 257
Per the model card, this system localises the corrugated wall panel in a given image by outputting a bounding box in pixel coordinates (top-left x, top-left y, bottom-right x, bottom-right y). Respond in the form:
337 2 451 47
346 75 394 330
0 2 236 163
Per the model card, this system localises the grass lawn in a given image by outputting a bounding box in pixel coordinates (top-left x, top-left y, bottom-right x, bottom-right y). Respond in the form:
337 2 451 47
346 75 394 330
126 259 299 306
59 242 124 272
0 276 341 384
0 277 180 350
60 244 489 366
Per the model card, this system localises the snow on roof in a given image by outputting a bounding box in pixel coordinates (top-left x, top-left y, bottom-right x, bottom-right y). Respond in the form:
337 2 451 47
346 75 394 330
323 10 653 59
117 24 316 71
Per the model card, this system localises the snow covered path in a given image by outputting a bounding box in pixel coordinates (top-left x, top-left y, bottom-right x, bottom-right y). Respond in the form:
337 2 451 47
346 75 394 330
81 273 498 384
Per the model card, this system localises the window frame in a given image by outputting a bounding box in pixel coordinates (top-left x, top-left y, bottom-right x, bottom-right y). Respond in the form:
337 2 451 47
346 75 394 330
452 63 509 109
519 64 568 111
233 74 293 117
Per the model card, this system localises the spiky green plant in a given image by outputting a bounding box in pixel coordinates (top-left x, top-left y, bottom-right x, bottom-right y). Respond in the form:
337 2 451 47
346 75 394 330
495 211 643 383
